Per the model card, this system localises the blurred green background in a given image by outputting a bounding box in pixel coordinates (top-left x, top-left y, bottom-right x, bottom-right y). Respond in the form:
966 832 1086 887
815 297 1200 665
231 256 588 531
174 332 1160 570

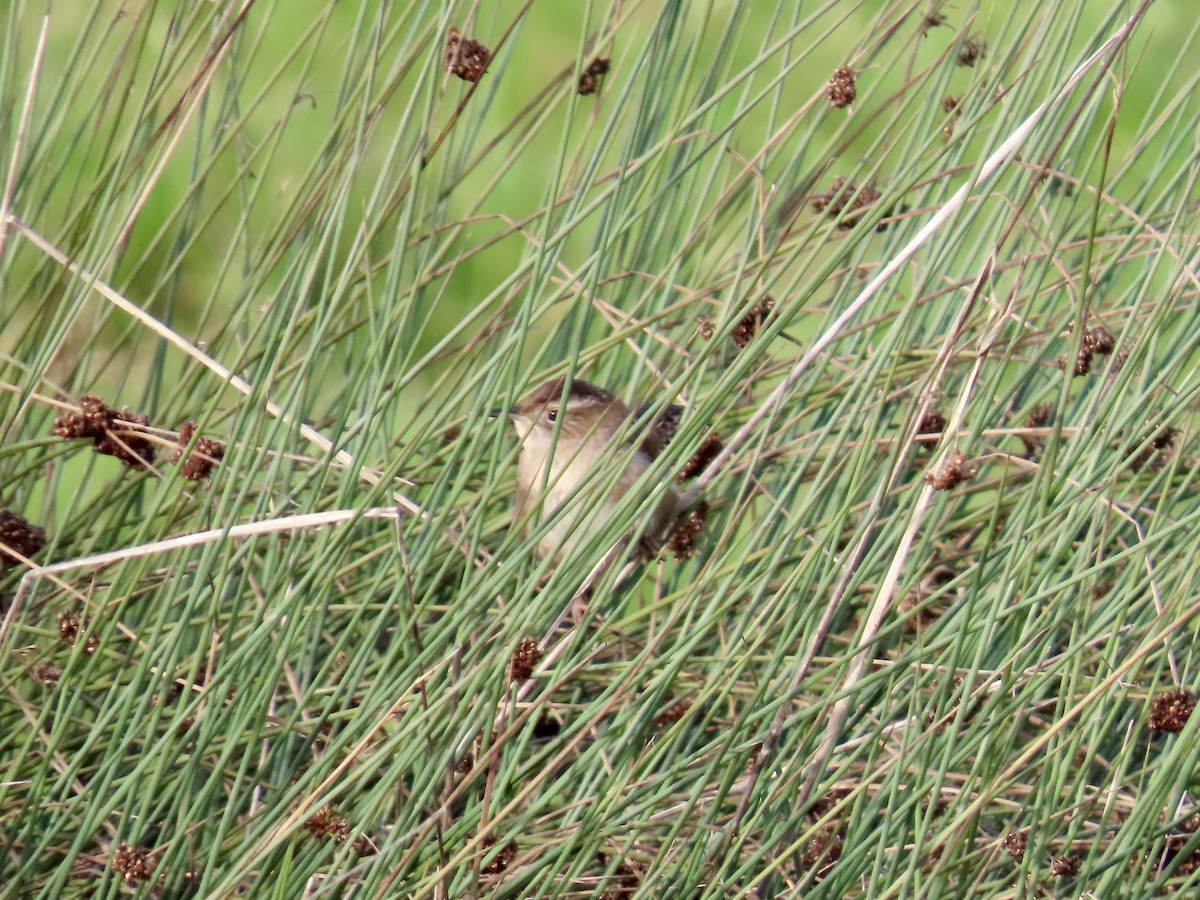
5 0 1194 398
5 2 1200 895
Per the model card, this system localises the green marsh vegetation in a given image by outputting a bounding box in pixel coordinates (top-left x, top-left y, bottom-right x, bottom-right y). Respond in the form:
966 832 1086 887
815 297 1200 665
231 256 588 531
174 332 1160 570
3 0 1200 896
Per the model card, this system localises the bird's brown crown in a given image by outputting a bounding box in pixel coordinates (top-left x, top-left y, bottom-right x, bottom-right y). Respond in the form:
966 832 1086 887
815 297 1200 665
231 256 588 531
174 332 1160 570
518 377 615 412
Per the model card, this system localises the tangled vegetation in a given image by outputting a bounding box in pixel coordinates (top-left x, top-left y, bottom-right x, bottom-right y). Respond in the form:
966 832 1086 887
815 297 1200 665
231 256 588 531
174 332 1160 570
2 1 1200 896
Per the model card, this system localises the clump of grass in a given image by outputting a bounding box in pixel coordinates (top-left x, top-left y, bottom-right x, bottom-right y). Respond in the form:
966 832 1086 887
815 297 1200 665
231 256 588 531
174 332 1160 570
3 1 1200 897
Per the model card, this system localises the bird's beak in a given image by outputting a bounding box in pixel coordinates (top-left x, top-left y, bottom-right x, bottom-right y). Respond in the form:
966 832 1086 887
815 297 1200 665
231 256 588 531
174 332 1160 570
490 407 516 419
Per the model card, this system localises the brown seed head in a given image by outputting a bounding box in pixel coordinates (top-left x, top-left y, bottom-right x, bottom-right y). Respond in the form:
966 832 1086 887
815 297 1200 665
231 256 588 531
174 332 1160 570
578 57 610 95
921 9 947 33
509 638 541 682
958 35 985 67
54 395 111 439
172 421 225 481
811 178 883 230
481 836 517 875
112 844 155 885
653 698 692 727
679 433 724 481
1019 404 1054 456
57 612 99 654
924 449 979 491
827 66 856 108
1027 405 1053 429
1059 345 1093 377
801 824 843 878
0 509 45 565
1003 829 1028 860
1060 322 1118 376
305 806 350 842
446 28 491 82
30 663 62 684
1149 688 1195 734
1050 855 1079 878
731 295 774 348
916 410 947 450
95 409 155 469
668 501 709 560
1085 325 1116 355
55 395 155 469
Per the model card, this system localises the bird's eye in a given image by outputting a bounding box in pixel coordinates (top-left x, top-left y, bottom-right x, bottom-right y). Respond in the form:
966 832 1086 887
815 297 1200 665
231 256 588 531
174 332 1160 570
547 409 557 422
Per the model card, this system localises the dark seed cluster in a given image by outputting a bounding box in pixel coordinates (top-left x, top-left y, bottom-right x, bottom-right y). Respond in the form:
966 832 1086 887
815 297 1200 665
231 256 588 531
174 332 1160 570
54 395 224 480
509 637 541 682
731 295 774 348
532 713 562 740
30 662 62 684
455 749 476 776
811 178 884 230
57 612 99 654
1019 404 1054 455
304 806 350 842
679 434 724 481
958 34 985 67
171 421 226 481
481 836 517 875
924 449 979 491
1059 325 1118 377
446 28 491 83
54 395 155 470
1161 814 1200 881
802 824 843 878
921 9 947 34
941 96 960 140
1003 829 1028 860
1027 405 1053 428
112 844 155 885
827 66 857 108
578 57 610 96
668 501 709 561
51 394 110 439
653 698 692 727
916 410 946 450
1149 688 1195 734
1050 855 1079 878
0 509 45 565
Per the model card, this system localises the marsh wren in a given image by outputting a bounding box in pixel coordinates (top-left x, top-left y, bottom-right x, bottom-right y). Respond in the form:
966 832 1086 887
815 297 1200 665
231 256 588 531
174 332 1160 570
502 378 681 563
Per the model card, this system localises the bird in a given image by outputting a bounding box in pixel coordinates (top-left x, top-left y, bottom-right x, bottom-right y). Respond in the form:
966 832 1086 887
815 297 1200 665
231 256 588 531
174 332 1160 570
501 377 681 564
